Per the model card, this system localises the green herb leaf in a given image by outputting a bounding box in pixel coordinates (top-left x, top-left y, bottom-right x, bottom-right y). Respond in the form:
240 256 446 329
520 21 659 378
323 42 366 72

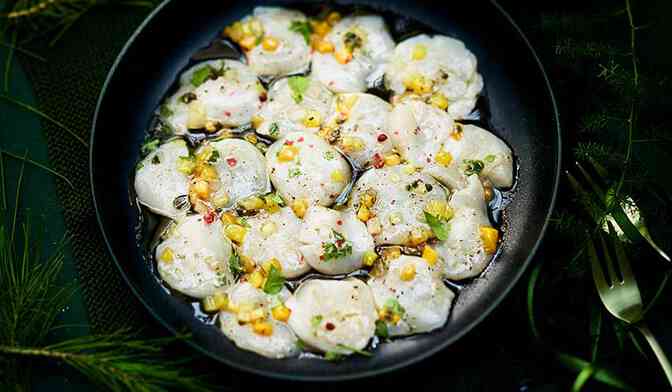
141 139 160 155
484 154 496 163
375 320 389 339
336 344 373 357
159 104 173 118
324 351 343 361
269 122 280 138
238 217 250 228
424 211 450 241
344 31 363 52
464 159 485 176
311 315 323 328
323 150 336 160
288 76 310 103
322 230 353 261
288 167 302 178
296 339 306 351
263 265 285 295
264 192 286 207
208 150 220 163
228 253 243 278
289 20 313 44
384 298 406 317
151 155 161 165
191 66 214 87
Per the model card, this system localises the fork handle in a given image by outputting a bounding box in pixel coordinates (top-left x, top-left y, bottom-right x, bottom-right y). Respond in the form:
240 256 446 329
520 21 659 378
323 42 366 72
637 322 672 386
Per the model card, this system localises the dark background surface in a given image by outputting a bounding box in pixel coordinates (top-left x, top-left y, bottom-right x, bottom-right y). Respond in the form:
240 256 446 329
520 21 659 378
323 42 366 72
2 0 670 390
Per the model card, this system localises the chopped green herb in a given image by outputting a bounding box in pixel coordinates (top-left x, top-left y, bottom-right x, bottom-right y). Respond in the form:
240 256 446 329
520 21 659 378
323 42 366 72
191 66 217 87
269 122 280 138
322 230 353 261
287 76 310 103
151 155 161 165
375 319 389 339
136 161 144 171
264 192 286 207
289 20 313 44
159 104 173 118
323 150 336 160
141 139 160 155
296 339 306 351
384 298 406 317
344 31 363 52
464 159 485 176
176 156 197 175
263 265 285 295
229 253 243 278
484 154 496 163
208 150 220 163
288 167 302 178
424 211 450 241
180 92 198 104
311 315 323 328
324 351 343 362
238 217 250 228
405 179 433 194
336 344 373 357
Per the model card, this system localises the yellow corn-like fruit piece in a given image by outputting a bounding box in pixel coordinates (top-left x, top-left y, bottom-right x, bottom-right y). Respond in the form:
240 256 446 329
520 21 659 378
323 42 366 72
435 149 453 167
212 194 230 208
224 224 247 243
160 248 174 263
187 101 207 129
400 263 416 281
326 11 341 26
383 153 401 166
277 145 299 162
252 320 274 336
360 192 376 208
391 313 401 324
199 164 218 181
451 123 464 140
331 170 346 183
291 199 309 218
239 196 265 211
239 35 258 51
422 245 438 266
480 226 499 254
224 22 244 42
335 47 352 64
411 44 427 60
249 307 266 322
357 205 371 222
382 247 401 260
362 250 378 267
403 74 433 94
221 212 239 225
202 296 219 313
389 212 402 225
212 292 229 311
429 93 449 110
262 36 280 51
303 111 322 128
251 115 263 129
248 270 265 288
271 305 291 322
314 39 335 53
241 255 256 273
261 222 278 237
191 179 210 199
424 200 453 220
341 136 365 152
336 94 359 115
408 228 431 246
262 258 282 274
311 20 331 36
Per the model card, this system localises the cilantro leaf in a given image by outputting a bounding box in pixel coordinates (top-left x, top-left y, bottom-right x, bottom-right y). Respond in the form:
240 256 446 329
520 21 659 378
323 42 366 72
322 230 353 261
375 320 389 339
464 159 485 176
159 104 173 118
325 351 343 361
141 139 160 155
288 167 302 178
263 265 285 295
484 154 496 163
269 122 280 138
289 20 313 44
424 211 450 241
208 150 220 163
191 66 214 87
311 314 323 328
228 253 243 278
384 298 406 317
287 76 310 103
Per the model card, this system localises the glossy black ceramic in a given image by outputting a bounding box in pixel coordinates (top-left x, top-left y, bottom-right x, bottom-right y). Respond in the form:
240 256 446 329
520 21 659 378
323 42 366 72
91 0 561 381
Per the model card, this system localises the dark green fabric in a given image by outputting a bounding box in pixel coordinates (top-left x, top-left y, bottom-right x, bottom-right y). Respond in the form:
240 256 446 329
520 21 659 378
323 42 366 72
17 7 155 333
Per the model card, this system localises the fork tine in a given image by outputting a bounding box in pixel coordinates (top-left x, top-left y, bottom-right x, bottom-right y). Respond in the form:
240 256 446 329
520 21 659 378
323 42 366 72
598 231 619 285
576 161 606 200
607 221 635 285
587 234 610 291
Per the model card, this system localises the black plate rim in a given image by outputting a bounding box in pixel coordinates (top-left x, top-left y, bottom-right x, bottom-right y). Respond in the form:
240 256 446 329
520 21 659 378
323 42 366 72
90 0 562 381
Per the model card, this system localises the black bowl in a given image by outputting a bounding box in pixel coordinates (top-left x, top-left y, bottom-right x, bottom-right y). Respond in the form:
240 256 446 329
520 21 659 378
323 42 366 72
91 0 561 381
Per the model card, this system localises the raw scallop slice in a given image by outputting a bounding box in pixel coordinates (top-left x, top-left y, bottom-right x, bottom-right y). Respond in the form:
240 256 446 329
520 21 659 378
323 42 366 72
285 279 377 355
240 207 311 278
266 131 351 206
368 255 454 336
348 165 449 246
312 15 394 93
160 59 263 135
298 206 375 275
219 282 299 358
134 139 190 219
156 215 233 298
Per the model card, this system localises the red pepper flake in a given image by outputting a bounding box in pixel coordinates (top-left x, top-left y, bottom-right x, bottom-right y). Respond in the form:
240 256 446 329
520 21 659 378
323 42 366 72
309 144 314 148
377 133 388 142
297 137 304 142
319 255 325 261
204 211 216 224
284 140 294 146
224 111 231 117
325 322 335 331
336 220 343 225
226 157 237 167
372 153 384 169
426 157 431 163
259 93 267 102
393 130 399 135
